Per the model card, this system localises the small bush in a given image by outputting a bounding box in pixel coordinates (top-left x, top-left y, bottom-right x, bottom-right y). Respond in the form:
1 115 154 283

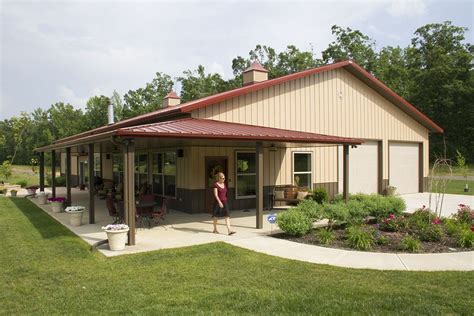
443 218 461 236
15 180 28 188
399 236 423 252
276 209 313 236
310 187 328 204
55 176 66 186
408 207 435 230
385 196 406 214
346 225 375 250
454 204 473 225
323 202 350 226
455 228 474 248
316 228 335 245
346 200 370 225
415 223 444 242
379 214 408 232
295 199 324 221
376 235 389 245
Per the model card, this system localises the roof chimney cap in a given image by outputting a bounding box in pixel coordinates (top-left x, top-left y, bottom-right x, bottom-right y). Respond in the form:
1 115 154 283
163 91 181 107
243 61 269 73
242 61 268 86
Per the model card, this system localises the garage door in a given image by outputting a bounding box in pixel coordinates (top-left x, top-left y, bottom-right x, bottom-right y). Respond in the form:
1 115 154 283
389 142 419 194
338 141 379 194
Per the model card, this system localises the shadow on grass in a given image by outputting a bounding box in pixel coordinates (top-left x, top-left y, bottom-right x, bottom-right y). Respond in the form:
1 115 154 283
10 197 73 240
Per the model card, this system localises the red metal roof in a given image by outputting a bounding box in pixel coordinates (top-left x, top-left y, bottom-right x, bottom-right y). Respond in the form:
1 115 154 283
49 60 443 147
115 118 362 145
244 61 269 73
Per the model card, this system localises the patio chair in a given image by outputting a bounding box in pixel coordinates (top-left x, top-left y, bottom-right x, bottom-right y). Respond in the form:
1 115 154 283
150 197 169 226
106 197 121 224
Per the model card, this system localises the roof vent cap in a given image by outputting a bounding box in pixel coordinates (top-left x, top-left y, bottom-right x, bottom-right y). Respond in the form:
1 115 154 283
163 91 181 107
242 61 268 86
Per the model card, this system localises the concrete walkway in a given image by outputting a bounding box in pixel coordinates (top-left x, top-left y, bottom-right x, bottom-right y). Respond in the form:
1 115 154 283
23 188 474 271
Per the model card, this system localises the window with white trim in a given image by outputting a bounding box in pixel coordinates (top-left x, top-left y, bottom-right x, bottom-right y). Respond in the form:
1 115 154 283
135 153 149 190
152 151 176 197
293 152 312 189
112 154 123 184
236 151 256 198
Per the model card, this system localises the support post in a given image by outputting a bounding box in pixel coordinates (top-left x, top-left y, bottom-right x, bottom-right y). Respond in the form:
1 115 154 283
39 152 45 192
66 147 72 206
123 139 136 245
343 145 349 203
88 143 95 224
256 142 263 229
51 150 56 198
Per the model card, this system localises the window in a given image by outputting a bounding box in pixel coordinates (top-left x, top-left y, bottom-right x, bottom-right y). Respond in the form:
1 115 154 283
94 154 101 177
135 153 149 190
152 151 176 197
293 152 312 189
112 154 123 184
236 151 256 198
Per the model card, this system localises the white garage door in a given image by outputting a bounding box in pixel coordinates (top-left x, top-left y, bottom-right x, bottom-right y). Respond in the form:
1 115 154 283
389 142 419 194
338 141 378 194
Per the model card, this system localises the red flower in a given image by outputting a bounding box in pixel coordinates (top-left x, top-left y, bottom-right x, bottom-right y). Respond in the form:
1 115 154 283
432 217 441 225
471 225 474 232
389 214 396 219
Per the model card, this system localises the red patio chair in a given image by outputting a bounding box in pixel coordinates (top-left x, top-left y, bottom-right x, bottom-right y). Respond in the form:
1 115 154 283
106 197 121 224
150 197 169 226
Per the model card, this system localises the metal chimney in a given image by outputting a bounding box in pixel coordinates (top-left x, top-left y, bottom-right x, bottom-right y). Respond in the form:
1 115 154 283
107 100 114 125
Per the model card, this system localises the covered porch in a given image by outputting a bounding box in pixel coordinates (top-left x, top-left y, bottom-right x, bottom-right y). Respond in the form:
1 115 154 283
35 118 361 247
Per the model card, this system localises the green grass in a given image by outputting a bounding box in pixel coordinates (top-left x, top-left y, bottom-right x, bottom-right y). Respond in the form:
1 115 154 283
1 198 473 314
429 163 474 176
430 180 474 196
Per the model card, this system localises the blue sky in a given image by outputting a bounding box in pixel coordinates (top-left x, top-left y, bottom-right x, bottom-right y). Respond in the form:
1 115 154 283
1 0 472 119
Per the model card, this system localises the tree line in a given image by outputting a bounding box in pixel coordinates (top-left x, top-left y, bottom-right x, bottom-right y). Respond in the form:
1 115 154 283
0 21 472 169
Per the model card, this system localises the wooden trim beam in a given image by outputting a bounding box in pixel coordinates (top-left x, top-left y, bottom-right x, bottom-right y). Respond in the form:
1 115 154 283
419 143 424 192
123 139 136 245
66 147 72 206
88 143 95 224
51 150 56 198
256 142 263 229
378 141 383 194
39 152 45 192
343 145 349 203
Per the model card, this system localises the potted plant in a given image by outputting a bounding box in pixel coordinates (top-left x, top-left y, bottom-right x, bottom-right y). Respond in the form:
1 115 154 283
102 224 130 251
64 206 85 227
386 185 397 196
26 185 39 195
37 191 48 204
10 189 17 197
48 197 66 213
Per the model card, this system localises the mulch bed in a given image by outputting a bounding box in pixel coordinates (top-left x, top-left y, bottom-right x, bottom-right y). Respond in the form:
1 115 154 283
272 223 470 253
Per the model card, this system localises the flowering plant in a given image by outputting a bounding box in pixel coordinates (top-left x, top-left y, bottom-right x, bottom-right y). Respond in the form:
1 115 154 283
379 213 407 232
48 197 66 203
454 204 473 224
64 206 85 213
102 224 129 231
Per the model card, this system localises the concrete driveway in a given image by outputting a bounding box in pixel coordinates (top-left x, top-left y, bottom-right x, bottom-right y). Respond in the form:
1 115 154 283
400 193 474 217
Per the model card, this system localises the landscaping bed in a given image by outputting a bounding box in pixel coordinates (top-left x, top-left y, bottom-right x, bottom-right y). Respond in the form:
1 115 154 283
273 193 473 253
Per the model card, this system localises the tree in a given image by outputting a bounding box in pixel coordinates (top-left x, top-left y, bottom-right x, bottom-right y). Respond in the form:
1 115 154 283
48 102 84 140
83 95 110 130
122 72 173 119
373 46 411 99
321 25 377 72
178 65 229 103
9 112 32 165
110 90 124 122
406 21 474 161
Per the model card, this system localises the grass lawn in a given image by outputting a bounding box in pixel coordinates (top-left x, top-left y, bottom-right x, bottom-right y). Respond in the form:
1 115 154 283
5 165 43 187
1 198 473 315
430 180 474 196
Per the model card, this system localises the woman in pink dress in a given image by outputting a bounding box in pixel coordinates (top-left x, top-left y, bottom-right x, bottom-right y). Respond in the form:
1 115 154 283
212 172 236 235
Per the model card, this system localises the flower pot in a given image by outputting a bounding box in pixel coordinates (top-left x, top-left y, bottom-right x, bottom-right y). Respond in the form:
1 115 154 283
10 191 17 197
386 187 396 196
37 192 48 204
105 228 129 251
69 211 84 227
50 201 63 213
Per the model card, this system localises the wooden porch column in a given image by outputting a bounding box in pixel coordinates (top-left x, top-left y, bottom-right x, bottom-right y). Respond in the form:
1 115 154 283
51 150 56 198
39 152 45 192
343 145 349 203
66 147 72 206
256 142 263 229
88 144 95 224
123 139 136 245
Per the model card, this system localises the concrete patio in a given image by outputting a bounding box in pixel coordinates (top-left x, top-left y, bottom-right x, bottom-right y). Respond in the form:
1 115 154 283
23 187 474 271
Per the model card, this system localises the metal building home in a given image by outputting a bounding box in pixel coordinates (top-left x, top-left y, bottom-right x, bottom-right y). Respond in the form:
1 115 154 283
35 60 443 244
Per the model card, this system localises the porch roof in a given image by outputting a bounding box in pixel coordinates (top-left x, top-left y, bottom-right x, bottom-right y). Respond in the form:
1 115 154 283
35 118 362 151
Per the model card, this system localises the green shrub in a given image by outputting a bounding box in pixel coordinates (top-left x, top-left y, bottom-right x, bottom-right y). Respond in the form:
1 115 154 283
323 202 350 226
55 176 66 186
346 225 375 250
316 228 335 245
444 218 461 236
415 224 444 242
455 228 474 248
408 208 434 230
276 209 313 236
399 236 423 252
295 199 324 221
310 187 328 204
332 193 344 203
376 235 389 245
385 196 406 214
379 214 408 232
453 204 473 225
15 180 28 188
346 200 370 225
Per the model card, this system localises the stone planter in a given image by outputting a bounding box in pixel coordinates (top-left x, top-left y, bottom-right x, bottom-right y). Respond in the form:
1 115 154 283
50 201 63 213
37 192 48 204
10 190 17 197
105 228 129 251
68 211 84 227
386 186 396 196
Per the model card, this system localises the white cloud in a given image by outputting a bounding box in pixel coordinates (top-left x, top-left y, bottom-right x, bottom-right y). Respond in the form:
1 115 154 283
387 0 429 17
57 85 89 109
